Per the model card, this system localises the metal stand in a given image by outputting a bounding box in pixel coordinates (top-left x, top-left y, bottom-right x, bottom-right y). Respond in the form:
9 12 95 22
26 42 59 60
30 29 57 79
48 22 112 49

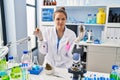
0 36 32 61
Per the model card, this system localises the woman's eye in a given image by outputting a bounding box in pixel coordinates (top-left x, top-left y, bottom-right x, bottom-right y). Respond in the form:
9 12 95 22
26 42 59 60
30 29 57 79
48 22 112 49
56 18 60 20
62 18 65 20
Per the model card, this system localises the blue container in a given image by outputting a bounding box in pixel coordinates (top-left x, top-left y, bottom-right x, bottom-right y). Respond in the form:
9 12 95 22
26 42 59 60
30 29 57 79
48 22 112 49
28 65 43 75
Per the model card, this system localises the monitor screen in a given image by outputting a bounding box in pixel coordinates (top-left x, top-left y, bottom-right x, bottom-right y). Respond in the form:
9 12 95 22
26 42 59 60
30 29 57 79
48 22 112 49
66 25 78 36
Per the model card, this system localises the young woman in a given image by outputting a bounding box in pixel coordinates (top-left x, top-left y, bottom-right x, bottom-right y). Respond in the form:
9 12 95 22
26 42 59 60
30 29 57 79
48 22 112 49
34 7 76 68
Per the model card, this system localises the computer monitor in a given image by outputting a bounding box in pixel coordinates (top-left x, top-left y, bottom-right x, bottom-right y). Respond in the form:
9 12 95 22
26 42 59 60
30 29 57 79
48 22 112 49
66 25 78 37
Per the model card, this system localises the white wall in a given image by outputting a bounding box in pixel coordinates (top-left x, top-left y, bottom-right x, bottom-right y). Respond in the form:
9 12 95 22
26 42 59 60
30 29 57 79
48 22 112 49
56 0 120 6
89 0 120 6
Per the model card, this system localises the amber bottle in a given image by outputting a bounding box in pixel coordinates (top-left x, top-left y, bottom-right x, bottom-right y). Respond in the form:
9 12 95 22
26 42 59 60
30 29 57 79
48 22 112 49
52 0 57 5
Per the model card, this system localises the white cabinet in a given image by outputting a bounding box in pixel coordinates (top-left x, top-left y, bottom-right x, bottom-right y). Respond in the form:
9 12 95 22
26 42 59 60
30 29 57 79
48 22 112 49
116 48 120 65
87 46 117 73
105 6 120 43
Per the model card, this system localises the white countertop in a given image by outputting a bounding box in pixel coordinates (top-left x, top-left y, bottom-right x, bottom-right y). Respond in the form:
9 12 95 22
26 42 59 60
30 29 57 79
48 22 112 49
29 67 110 80
78 41 120 47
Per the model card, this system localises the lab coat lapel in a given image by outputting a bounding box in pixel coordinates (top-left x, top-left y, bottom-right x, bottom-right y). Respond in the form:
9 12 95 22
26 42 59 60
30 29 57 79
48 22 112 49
58 27 68 52
53 27 58 53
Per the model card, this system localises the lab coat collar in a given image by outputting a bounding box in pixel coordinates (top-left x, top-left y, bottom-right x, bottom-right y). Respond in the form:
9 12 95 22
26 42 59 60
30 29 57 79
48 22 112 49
54 26 69 53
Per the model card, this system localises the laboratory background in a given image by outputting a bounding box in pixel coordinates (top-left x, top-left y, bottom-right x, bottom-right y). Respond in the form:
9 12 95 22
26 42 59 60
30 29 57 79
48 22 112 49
0 0 120 80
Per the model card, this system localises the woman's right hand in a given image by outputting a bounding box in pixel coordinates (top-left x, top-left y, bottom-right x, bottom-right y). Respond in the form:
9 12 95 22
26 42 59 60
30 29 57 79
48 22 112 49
33 28 43 41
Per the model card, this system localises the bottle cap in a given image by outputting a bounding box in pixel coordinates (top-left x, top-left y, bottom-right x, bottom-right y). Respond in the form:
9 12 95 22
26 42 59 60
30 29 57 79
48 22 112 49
112 65 118 70
23 50 28 54
88 14 92 16
94 14 96 16
8 56 13 60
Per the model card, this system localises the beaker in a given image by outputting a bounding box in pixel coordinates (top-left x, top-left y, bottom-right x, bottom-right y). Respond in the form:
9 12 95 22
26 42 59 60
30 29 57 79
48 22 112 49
33 56 39 65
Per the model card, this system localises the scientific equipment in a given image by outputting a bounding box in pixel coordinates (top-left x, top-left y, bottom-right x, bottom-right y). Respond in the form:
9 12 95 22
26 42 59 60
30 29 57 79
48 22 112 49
20 63 29 80
68 44 86 80
0 57 7 77
0 57 7 71
94 39 100 44
110 65 119 80
21 50 31 68
97 8 106 24
75 25 85 43
8 56 15 69
29 55 43 74
33 56 39 65
86 30 93 43
0 36 32 79
0 36 31 60
1 75 10 80
86 14 92 24
0 46 9 59
10 66 22 80
28 65 43 75
92 14 96 24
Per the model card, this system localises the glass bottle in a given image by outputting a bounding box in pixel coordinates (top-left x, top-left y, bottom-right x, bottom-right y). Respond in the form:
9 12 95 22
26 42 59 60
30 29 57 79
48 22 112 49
43 0 46 6
0 57 7 71
52 0 57 5
92 14 96 24
110 65 118 80
86 14 92 24
8 56 15 69
47 0 51 6
44 0 48 6
33 56 39 65
21 50 31 68
21 50 30 80
50 0 53 5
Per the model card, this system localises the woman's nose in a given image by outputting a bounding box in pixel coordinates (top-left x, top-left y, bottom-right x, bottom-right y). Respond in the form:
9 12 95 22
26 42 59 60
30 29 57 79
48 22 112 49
59 20 63 23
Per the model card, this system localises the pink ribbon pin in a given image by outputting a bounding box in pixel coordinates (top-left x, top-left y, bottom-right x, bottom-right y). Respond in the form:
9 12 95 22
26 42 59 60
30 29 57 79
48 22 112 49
65 41 70 51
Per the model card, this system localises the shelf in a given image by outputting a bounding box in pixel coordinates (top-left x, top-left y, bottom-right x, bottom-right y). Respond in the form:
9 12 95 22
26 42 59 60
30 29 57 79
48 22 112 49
41 6 56 8
41 22 54 26
57 6 106 10
79 41 120 47
41 22 105 26
66 23 105 26
107 23 120 27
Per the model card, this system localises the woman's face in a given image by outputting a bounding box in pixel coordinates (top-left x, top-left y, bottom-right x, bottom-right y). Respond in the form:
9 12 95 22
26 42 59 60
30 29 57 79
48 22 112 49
54 12 66 31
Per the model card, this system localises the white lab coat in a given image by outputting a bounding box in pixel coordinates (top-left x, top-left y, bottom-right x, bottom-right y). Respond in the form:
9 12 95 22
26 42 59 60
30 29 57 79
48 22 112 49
38 26 76 68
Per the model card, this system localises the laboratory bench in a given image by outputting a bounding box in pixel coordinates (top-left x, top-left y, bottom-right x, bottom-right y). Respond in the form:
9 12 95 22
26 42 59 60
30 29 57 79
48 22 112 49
29 67 110 80
78 41 120 73
79 41 120 47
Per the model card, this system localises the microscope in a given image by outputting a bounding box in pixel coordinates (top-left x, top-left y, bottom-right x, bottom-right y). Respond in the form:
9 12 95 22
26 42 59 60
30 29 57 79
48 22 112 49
68 44 87 80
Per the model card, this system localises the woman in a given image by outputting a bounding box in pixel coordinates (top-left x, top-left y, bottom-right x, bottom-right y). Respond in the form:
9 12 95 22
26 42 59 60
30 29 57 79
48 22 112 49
34 7 76 68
